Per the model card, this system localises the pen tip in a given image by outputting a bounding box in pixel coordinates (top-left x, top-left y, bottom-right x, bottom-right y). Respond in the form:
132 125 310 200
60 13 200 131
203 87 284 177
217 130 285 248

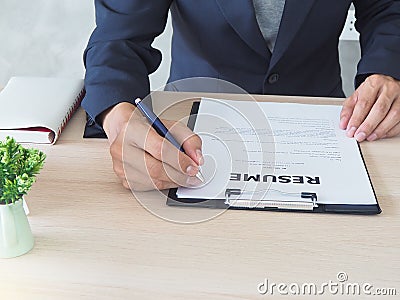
134 98 142 105
196 170 205 183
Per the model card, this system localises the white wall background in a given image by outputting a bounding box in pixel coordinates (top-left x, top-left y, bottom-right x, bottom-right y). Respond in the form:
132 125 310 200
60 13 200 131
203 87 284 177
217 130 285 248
0 0 359 96
0 1 94 85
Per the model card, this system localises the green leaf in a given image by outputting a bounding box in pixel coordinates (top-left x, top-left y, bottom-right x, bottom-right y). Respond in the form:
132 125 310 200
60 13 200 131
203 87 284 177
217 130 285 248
0 137 46 204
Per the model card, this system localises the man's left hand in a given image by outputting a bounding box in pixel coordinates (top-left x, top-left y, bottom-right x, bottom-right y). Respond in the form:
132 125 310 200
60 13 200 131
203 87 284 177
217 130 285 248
340 74 400 142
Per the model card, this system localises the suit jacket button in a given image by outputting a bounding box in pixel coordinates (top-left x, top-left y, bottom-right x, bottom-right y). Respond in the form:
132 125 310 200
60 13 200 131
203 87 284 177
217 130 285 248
268 73 280 84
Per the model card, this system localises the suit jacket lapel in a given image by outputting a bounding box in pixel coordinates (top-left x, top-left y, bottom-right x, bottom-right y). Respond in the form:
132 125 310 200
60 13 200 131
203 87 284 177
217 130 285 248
215 0 270 59
269 0 317 69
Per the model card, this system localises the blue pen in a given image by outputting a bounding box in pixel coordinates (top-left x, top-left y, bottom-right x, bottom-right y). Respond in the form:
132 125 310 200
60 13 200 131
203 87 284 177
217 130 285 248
134 98 204 182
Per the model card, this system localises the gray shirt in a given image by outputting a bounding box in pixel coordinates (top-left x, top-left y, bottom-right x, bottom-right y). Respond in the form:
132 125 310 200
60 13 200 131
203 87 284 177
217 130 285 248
253 0 286 52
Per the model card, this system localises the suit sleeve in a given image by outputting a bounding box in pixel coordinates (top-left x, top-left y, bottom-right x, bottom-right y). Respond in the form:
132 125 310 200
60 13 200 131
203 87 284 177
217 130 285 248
82 0 172 123
353 0 400 87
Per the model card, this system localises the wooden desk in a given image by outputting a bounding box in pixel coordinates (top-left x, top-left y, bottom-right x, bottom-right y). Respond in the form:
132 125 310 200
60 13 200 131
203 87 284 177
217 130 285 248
1 92 399 299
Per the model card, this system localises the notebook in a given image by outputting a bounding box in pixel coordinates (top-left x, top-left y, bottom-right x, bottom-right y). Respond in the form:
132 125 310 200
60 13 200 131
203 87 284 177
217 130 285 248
0 77 85 144
167 98 381 215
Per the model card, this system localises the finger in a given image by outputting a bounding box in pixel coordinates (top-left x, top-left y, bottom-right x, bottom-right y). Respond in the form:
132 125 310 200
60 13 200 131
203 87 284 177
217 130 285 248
125 177 179 192
385 121 400 138
346 79 380 138
121 179 130 190
123 144 193 187
127 163 201 191
366 100 400 141
128 120 200 177
109 114 200 190
163 120 204 166
115 130 189 189
145 151 198 187
129 179 179 192
353 88 395 142
123 159 182 191
340 92 357 130
129 175 202 191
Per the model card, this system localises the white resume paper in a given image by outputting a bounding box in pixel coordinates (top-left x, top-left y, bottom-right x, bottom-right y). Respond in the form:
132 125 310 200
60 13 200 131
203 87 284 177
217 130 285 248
177 98 377 206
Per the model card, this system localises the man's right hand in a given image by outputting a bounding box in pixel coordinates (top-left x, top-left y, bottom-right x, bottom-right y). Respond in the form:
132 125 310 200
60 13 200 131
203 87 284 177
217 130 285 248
101 102 204 191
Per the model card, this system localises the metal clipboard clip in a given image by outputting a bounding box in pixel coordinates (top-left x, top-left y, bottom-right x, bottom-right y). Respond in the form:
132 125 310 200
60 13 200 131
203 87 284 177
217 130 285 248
224 188 318 211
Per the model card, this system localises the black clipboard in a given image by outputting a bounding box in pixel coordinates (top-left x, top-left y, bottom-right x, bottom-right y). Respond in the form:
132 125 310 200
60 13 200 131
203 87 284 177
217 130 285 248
167 101 381 215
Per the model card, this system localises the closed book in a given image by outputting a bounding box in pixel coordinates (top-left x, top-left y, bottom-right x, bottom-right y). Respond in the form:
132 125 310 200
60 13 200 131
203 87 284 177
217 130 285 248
0 77 84 144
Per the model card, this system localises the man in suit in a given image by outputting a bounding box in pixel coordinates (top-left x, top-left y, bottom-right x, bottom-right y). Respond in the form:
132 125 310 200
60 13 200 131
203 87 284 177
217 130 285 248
83 0 400 190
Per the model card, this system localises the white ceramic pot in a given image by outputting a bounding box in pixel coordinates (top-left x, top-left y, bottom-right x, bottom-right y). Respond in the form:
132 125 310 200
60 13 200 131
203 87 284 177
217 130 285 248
0 199 34 258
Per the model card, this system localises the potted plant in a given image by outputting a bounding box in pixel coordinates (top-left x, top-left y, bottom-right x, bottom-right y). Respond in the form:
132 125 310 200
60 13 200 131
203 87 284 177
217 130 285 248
0 136 46 258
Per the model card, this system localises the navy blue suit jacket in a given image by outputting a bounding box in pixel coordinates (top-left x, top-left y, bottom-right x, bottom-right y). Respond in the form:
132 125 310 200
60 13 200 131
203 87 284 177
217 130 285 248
82 0 400 124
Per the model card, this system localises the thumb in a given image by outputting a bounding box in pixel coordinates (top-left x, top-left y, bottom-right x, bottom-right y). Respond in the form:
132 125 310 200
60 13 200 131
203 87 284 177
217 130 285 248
163 120 203 166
